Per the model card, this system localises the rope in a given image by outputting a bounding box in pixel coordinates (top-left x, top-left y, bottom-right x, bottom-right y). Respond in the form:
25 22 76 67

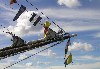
0 25 10 33
3 41 62 69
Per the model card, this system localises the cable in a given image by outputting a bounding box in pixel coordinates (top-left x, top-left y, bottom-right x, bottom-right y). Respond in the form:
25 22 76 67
4 41 62 69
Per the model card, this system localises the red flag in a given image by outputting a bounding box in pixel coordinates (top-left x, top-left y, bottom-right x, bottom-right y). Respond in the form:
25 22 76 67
10 0 17 5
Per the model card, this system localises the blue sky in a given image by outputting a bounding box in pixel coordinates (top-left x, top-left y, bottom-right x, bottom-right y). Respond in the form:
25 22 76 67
0 0 100 69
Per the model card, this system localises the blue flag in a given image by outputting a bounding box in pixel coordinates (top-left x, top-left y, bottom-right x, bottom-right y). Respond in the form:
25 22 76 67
33 16 42 26
29 12 37 22
13 5 26 21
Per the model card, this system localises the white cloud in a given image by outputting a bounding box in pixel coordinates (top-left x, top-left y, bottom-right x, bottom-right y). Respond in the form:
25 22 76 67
0 62 11 69
47 49 56 56
3 58 18 63
26 49 56 57
25 49 37 54
23 47 56 57
24 66 41 69
10 11 43 37
8 64 36 69
47 62 100 69
18 54 28 60
61 25 100 32
38 49 56 57
78 55 100 61
1 63 39 69
37 61 51 65
26 62 33 67
0 11 44 37
13 64 43 69
39 8 100 32
40 45 49 50
68 42 93 51
57 0 81 8
41 8 100 19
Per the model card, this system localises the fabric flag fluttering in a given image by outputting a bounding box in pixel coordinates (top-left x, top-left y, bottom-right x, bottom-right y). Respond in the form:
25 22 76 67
64 52 72 67
33 16 42 26
44 21 51 27
43 21 51 38
10 0 17 5
29 12 42 26
13 5 26 21
29 12 37 22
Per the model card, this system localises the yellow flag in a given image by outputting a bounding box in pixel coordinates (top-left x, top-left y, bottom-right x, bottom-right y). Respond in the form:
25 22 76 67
67 53 72 64
44 33 47 38
44 21 51 27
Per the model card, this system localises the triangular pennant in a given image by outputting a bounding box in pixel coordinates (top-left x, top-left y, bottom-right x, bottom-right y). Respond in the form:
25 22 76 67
67 53 72 64
13 5 26 21
64 53 72 67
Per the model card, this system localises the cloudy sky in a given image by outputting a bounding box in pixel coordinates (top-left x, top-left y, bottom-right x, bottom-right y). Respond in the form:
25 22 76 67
0 0 100 69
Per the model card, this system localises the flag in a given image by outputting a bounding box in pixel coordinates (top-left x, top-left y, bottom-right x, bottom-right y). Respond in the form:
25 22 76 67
33 16 42 26
44 21 51 27
67 53 72 64
44 27 48 38
64 53 72 66
29 12 37 22
29 12 42 26
10 0 17 5
44 33 47 38
13 5 26 21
